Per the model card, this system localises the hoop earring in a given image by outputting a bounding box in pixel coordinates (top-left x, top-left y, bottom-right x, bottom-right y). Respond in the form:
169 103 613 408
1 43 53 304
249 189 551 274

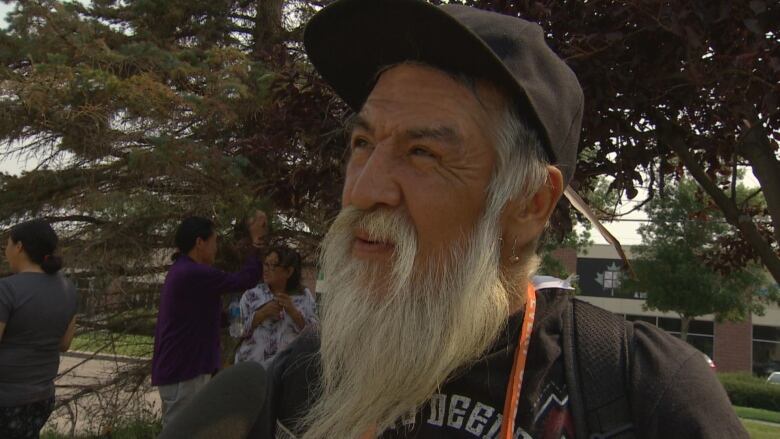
509 238 521 264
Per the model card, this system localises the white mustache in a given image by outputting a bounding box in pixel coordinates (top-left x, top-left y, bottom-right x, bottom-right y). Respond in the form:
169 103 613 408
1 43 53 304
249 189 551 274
350 207 415 246
328 206 418 295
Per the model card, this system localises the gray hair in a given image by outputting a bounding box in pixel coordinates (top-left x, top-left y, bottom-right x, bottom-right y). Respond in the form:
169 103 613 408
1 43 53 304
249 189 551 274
486 103 550 216
370 62 551 214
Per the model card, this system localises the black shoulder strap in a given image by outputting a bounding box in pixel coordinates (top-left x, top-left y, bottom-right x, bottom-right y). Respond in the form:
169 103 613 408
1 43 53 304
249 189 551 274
562 297 636 439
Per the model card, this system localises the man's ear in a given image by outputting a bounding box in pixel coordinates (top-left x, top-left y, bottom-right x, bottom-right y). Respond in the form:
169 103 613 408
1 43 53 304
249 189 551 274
502 166 564 249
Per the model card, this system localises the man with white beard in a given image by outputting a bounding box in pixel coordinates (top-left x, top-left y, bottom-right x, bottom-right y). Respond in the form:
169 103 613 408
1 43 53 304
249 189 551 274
256 1 747 438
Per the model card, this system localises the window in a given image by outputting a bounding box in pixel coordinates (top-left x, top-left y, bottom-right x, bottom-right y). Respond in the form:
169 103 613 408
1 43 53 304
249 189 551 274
753 325 780 376
686 335 714 358
658 318 681 332
625 314 656 325
754 325 780 342
689 320 714 336
603 270 620 289
624 315 714 357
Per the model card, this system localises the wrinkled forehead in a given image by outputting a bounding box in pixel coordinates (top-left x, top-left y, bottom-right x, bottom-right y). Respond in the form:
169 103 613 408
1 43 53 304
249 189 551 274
353 63 508 139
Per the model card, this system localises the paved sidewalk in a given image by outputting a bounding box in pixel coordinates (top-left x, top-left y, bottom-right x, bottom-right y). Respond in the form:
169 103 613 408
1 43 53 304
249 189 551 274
43 353 160 436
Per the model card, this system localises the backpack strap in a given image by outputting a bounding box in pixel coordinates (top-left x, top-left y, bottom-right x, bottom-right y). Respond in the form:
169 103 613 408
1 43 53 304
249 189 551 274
562 297 636 439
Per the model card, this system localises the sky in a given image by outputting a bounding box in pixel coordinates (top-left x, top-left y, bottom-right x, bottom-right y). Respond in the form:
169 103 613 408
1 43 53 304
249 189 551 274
0 2 12 27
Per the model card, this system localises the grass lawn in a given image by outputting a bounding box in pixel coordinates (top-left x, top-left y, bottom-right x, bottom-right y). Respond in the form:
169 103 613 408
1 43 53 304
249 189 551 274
70 330 153 358
737 405 780 438
742 419 780 439
735 406 780 424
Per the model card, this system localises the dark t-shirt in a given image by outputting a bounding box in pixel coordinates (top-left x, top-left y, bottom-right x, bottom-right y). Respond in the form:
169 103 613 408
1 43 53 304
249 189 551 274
0 272 79 407
259 289 747 438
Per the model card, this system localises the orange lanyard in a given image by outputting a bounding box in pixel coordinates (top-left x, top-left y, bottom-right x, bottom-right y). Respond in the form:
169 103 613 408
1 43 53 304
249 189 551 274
499 284 537 439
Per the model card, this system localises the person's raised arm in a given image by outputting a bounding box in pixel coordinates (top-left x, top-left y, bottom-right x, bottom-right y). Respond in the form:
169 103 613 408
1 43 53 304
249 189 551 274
196 252 262 294
195 211 268 294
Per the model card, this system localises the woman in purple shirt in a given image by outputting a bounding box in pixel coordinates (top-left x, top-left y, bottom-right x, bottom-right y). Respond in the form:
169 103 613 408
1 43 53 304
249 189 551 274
151 213 266 426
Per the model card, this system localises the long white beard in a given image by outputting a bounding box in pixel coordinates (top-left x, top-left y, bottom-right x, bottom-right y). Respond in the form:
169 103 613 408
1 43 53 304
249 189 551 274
300 206 515 439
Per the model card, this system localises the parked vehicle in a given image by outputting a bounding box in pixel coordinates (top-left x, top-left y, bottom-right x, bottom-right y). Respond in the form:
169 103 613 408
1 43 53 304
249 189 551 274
754 360 780 376
768 372 780 385
703 354 716 371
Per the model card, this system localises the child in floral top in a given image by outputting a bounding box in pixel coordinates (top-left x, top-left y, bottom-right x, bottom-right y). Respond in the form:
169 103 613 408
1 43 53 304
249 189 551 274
235 246 317 367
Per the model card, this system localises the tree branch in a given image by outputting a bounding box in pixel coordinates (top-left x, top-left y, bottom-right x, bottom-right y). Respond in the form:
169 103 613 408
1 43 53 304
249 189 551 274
736 124 780 244
659 120 780 284
44 215 109 225
742 188 764 209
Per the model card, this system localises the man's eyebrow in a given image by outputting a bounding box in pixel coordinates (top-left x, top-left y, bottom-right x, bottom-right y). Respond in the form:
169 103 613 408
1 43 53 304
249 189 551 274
345 114 372 134
404 125 463 145
345 115 463 146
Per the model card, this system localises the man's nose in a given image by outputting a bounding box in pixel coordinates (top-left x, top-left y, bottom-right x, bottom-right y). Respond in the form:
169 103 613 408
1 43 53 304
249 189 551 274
346 145 402 211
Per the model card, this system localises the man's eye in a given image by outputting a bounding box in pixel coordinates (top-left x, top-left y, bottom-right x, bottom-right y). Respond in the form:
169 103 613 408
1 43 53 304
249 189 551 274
351 137 371 149
410 146 435 158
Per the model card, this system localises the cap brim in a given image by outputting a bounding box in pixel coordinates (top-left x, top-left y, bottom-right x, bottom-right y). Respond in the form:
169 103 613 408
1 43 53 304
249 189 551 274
304 0 536 121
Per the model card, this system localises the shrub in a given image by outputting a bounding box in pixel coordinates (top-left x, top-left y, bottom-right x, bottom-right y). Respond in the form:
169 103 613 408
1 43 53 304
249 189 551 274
105 308 157 336
718 373 780 412
103 419 162 439
41 419 161 439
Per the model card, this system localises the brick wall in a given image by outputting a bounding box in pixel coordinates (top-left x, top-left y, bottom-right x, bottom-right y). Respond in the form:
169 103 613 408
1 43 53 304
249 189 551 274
550 247 578 274
713 316 753 372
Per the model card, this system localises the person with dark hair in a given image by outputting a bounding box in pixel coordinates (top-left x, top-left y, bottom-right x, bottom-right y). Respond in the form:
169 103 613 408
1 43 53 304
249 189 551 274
0 219 78 439
234 246 317 367
151 211 267 427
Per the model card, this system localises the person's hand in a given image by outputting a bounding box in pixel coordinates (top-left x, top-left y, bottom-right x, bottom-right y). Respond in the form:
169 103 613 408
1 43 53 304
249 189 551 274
246 210 268 248
275 292 294 311
275 293 305 328
252 300 282 328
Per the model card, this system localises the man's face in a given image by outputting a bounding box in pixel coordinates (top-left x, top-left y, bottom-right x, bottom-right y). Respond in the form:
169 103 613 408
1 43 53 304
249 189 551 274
306 64 516 438
4 237 23 272
343 63 502 265
202 232 218 265
5 237 15 270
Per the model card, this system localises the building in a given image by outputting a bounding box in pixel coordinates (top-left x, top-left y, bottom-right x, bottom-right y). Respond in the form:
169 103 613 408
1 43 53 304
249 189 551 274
570 244 780 375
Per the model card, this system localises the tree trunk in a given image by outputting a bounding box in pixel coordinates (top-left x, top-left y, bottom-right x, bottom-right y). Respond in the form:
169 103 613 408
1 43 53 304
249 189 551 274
737 125 780 245
680 315 692 342
254 0 284 56
659 120 780 285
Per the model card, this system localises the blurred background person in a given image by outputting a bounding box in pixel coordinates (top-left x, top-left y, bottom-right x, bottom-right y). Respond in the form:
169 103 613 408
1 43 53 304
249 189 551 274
152 212 266 427
0 219 78 439
234 246 317 367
